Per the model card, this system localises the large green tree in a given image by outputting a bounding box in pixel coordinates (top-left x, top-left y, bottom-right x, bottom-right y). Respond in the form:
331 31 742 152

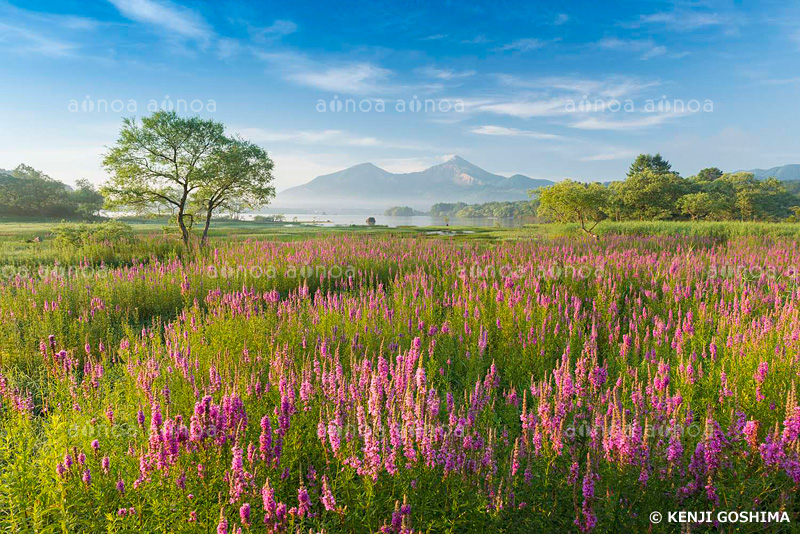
627 153 673 178
193 137 275 244
102 111 274 246
618 168 687 220
535 180 609 238
102 112 226 245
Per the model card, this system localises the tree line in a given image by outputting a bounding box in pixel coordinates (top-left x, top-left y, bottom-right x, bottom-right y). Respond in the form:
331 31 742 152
535 154 800 237
0 165 104 219
384 203 538 218
383 202 537 218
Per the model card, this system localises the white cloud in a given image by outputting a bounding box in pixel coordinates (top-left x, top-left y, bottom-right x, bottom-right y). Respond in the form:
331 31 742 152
571 112 686 131
249 19 297 42
579 150 636 161
288 63 392 94
254 51 395 95
264 20 297 37
476 98 571 118
494 38 545 52
0 22 79 57
761 76 800 85
461 35 491 44
107 0 211 41
553 13 570 26
640 45 667 60
416 66 476 80
236 128 426 151
598 37 671 60
216 38 240 59
497 74 659 98
632 11 727 31
469 125 563 140
237 128 379 146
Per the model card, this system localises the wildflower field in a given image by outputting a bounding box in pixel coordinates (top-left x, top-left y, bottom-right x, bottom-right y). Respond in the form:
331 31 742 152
1 230 800 532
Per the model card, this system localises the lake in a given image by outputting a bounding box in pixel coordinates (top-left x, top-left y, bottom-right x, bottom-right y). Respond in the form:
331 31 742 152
245 213 531 227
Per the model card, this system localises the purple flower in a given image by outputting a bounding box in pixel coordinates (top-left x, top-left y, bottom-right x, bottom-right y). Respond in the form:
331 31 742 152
239 503 251 527
216 509 228 534
321 475 336 511
297 485 312 518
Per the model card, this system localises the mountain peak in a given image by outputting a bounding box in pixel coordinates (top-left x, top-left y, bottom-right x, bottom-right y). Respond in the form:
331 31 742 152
276 157 555 209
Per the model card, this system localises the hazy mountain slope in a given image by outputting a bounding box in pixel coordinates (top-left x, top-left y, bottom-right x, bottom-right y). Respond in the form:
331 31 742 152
746 164 800 181
276 156 553 209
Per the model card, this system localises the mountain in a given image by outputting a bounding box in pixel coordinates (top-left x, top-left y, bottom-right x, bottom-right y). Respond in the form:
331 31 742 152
275 156 554 210
745 164 800 182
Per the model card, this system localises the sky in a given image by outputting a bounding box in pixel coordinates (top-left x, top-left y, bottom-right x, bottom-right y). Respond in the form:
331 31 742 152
1 0 799 192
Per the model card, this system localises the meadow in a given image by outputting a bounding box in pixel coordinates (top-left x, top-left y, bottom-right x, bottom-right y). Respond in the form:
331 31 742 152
1 221 800 532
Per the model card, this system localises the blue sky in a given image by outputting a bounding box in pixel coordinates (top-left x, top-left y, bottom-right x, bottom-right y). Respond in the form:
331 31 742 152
1 0 799 191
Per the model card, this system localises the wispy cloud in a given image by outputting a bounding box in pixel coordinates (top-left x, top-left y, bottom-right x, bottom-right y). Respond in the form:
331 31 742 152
461 35 491 44
579 150 637 161
469 125 564 140
239 128 382 146
497 74 659 99
416 66 476 80
0 3 105 58
253 50 432 96
249 19 297 42
598 37 670 60
570 112 687 131
760 76 800 86
0 22 79 57
476 98 571 119
494 38 546 52
216 38 240 59
237 128 425 151
107 0 212 41
288 62 392 94
792 29 800 49
628 11 728 31
553 13 570 26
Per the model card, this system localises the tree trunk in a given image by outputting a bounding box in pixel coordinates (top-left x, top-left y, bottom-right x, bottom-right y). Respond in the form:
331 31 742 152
201 203 213 246
177 210 190 247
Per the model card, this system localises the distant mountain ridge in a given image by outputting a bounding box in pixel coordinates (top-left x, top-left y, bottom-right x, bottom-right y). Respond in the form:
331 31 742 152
275 156 554 210
745 164 800 182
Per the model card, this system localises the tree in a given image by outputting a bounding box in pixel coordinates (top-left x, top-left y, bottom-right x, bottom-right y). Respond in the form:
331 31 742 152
71 179 105 219
535 180 609 238
8 164 72 216
627 153 673 178
677 192 717 220
193 137 274 245
101 111 227 246
751 177 796 221
617 169 687 220
694 167 723 182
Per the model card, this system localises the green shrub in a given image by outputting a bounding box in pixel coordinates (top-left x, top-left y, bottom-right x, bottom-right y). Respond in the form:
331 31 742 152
52 221 134 247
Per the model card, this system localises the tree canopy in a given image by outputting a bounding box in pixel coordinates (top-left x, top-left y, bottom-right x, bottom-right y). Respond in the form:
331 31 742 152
536 180 609 238
531 154 800 228
101 111 275 246
0 165 103 219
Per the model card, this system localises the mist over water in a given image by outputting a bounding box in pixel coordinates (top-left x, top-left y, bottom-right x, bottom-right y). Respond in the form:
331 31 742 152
244 213 530 227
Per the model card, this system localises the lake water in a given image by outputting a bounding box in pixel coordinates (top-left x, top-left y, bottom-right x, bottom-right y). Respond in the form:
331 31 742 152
245 213 530 228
